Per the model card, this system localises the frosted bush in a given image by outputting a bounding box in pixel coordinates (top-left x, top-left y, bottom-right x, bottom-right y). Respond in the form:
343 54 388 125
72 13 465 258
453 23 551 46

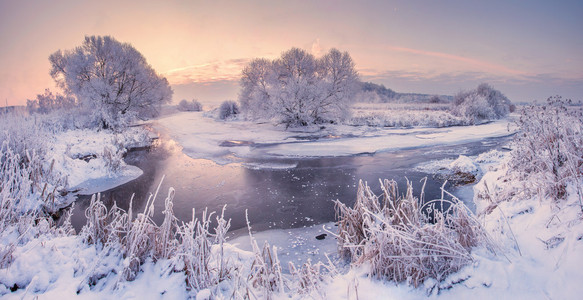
102 144 126 174
511 96 583 202
452 83 512 124
218 100 239 120
288 259 335 298
335 179 491 287
78 185 241 294
26 88 76 114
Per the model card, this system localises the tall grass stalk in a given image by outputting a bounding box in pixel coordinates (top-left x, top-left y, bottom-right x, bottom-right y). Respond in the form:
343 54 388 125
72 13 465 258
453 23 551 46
335 179 492 287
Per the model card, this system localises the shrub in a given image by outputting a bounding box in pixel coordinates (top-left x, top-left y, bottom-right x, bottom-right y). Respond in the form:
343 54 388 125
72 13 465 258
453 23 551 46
177 99 203 112
335 179 491 287
429 95 441 103
452 83 512 123
218 100 239 120
79 186 235 288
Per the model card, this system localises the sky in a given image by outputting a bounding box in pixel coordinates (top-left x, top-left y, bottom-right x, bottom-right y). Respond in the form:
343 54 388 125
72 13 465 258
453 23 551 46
1 0 582 107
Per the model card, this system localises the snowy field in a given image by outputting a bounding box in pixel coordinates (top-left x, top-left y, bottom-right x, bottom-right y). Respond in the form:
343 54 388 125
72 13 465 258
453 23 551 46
156 110 515 165
349 102 468 127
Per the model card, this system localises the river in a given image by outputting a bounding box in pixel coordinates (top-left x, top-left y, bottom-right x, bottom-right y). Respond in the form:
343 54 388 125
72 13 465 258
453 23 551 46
69 129 512 236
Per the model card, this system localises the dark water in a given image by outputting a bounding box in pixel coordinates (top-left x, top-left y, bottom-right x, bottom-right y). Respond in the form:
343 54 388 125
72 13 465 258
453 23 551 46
70 133 512 235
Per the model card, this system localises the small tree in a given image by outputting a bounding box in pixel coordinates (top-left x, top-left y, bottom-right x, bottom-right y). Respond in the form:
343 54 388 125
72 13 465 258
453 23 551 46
239 47 359 126
49 35 172 129
429 95 441 103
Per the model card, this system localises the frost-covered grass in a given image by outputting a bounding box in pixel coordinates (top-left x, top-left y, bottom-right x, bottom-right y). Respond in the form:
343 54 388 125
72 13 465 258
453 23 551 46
349 102 469 128
334 179 492 288
1 109 149 193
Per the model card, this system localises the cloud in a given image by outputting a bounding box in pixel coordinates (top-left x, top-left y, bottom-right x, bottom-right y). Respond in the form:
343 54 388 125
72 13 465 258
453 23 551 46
311 38 323 56
162 58 250 85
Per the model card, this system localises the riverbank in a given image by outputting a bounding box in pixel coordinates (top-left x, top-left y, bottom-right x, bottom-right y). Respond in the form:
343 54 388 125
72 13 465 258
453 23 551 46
156 111 516 166
47 127 152 197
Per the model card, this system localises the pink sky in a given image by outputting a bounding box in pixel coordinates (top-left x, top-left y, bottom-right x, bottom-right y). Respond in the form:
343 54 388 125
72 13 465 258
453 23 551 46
1 0 582 106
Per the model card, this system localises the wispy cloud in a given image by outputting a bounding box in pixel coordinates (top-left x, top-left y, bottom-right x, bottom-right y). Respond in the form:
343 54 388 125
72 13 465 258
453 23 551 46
162 58 251 85
384 46 530 77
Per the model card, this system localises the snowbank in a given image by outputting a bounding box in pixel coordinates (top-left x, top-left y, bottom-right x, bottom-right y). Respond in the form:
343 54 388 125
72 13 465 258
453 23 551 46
310 153 583 299
46 128 146 196
229 223 338 270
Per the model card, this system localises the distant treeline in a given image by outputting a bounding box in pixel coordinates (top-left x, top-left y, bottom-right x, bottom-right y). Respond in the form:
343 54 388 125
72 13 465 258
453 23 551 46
359 82 454 103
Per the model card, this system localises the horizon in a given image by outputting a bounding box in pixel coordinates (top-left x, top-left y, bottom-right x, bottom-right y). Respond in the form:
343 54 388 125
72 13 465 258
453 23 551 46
1 0 582 107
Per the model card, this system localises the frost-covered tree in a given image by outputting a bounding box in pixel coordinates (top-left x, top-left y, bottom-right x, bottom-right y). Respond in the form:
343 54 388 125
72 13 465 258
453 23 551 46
177 99 203 112
452 83 512 123
49 36 172 129
239 48 359 126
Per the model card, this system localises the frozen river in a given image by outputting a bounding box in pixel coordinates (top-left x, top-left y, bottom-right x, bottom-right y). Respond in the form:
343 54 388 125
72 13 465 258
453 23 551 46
70 129 513 237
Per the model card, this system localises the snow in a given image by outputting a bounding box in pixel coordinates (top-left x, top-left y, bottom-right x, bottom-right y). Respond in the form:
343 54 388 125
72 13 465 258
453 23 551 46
448 155 478 174
46 128 146 196
70 165 143 195
157 111 515 165
0 234 190 299
229 222 338 270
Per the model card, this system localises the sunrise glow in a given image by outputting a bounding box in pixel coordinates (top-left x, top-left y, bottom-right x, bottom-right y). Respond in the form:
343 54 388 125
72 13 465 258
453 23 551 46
1 0 582 106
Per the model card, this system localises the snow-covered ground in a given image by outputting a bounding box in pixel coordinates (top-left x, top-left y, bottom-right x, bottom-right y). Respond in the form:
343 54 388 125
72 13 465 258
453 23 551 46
229 222 338 271
266 151 583 299
156 111 515 165
46 127 150 197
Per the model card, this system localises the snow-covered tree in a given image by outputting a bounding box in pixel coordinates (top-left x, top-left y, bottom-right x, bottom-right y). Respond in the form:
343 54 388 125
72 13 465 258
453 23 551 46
49 36 172 129
239 48 359 126
177 99 203 111
452 83 512 123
